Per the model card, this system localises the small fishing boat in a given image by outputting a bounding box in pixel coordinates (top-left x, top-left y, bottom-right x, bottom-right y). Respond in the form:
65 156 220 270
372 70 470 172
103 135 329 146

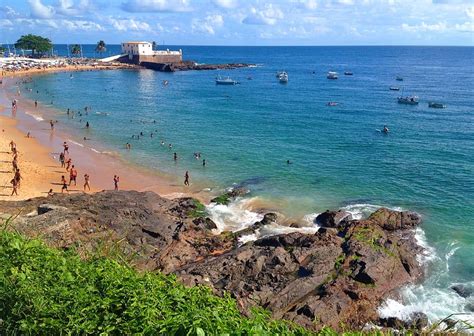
396 76 403 81
428 102 446 108
344 71 353 75
390 86 400 91
278 72 288 83
327 102 339 106
276 71 285 78
216 76 238 85
327 71 338 79
398 96 419 105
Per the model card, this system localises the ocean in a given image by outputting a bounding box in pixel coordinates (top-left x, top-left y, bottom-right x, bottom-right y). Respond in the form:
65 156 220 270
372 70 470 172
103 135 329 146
17 45 474 324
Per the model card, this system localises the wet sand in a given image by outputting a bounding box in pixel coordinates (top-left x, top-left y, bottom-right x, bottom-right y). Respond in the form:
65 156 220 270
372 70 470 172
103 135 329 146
0 72 212 203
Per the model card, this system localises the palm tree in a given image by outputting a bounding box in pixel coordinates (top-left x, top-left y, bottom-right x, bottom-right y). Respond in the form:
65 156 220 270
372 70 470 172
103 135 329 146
71 44 81 57
95 40 106 56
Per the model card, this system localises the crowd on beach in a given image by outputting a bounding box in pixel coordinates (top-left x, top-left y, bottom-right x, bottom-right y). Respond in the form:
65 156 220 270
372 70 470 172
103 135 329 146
0 57 129 74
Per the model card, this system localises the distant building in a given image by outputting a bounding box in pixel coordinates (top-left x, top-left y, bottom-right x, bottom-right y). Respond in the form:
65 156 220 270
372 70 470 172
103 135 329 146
122 42 153 58
121 41 182 64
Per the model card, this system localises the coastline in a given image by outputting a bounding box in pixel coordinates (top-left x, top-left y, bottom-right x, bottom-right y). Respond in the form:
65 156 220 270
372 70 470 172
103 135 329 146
0 68 213 203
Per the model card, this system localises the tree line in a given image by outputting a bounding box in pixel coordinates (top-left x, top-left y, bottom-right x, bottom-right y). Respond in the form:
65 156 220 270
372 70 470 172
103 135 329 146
5 34 107 57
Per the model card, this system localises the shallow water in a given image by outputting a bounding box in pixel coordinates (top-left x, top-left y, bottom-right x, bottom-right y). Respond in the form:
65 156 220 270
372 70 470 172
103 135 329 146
18 45 474 323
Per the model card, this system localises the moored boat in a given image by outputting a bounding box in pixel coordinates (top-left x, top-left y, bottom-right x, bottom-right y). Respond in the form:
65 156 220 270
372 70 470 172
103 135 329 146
344 71 353 75
398 96 419 105
396 76 403 81
327 102 339 106
327 71 338 79
390 86 400 91
428 102 446 108
216 76 238 85
278 71 288 83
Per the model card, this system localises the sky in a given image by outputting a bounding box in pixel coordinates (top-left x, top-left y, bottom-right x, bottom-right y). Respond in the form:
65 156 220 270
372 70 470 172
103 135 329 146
0 0 473 46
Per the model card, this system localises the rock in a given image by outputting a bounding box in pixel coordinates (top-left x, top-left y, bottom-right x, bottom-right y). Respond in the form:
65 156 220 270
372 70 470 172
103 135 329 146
451 284 473 298
0 194 426 332
465 301 474 312
408 312 429 330
211 187 249 205
37 204 68 215
315 210 351 228
378 316 406 329
367 208 421 231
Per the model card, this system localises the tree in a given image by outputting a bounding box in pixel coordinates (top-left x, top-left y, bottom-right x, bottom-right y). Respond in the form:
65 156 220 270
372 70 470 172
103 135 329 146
71 44 81 57
95 40 106 55
14 34 52 56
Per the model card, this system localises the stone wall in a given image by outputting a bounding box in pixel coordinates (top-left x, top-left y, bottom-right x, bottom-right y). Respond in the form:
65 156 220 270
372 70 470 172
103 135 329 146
138 53 182 64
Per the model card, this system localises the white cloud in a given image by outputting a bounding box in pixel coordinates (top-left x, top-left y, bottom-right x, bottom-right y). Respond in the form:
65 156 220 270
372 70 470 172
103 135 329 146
455 21 474 32
28 0 55 19
108 18 152 32
0 6 20 19
121 0 191 13
212 0 238 9
56 0 92 16
192 14 224 34
466 6 474 19
0 19 13 28
242 4 284 25
401 21 448 32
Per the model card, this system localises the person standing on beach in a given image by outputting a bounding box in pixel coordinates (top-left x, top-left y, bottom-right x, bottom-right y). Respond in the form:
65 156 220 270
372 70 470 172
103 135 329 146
184 171 190 186
59 152 65 167
63 142 69 155
69 165 77 186
65 158 72 171
113 175 120 191
50 120 55 130
10 178 18 196
84 174 90 191
14 169 22 189
173 152 177 161
34 100 37 108
61 176 68 193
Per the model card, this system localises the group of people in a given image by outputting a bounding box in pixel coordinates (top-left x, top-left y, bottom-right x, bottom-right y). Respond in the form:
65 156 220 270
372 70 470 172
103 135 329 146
8 141 22 196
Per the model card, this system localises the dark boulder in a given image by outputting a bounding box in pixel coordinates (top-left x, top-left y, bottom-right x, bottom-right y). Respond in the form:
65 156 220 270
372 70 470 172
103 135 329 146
315 210 351 228
451 284 473 298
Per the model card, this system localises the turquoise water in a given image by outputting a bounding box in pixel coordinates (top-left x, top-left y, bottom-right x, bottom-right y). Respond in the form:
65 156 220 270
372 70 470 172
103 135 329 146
20 46 474 323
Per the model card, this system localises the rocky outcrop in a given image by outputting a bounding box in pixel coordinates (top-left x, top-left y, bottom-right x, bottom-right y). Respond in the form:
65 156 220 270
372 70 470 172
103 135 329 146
140 60 253 72
0 191 425 332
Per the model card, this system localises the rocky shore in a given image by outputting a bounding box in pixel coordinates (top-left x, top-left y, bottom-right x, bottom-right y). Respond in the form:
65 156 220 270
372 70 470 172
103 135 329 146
138 60 253 72
0 190 428 332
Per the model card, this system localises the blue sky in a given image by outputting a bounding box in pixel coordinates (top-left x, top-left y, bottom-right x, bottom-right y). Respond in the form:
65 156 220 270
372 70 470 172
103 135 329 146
1 0 473 45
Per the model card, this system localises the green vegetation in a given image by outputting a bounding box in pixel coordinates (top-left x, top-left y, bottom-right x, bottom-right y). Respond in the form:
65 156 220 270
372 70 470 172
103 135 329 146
70 44 81 57
351 227 394 257
211 193 231 205
0 230 316 335
14 34 52 56
95 40 106 55
187 199 208 218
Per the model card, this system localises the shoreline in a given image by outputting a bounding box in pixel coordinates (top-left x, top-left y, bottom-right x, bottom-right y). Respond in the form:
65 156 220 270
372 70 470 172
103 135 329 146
0 68 214 203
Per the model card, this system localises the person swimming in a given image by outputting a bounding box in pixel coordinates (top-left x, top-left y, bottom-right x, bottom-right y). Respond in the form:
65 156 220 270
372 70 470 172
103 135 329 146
383 125 389 133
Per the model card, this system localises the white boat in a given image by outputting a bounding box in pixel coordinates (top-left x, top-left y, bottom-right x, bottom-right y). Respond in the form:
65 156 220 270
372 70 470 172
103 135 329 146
215 76 237 85
327 71 338 79
276 71 285 78
389 86 400 91
278 72 288 83
398 96 419 105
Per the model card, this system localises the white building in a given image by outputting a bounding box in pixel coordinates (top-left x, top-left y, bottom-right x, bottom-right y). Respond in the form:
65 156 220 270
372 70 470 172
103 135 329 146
122 42 153 58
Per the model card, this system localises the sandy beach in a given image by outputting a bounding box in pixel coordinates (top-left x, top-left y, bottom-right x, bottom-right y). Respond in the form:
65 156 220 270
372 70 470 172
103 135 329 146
0 67 210 202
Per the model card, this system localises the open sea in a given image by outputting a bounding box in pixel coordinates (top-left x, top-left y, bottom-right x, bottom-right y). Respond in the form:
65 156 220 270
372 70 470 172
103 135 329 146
17 45 474 325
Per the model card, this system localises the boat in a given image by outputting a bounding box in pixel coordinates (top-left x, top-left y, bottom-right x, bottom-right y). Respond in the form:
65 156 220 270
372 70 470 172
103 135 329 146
344 71 353 75
389 86 400 91
396 76 403 81
327 102 339 106
278 72 288 83
397 96 419 105
327 71 338 79
276 71 285 78
215 76 238 85
428 102 446 108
